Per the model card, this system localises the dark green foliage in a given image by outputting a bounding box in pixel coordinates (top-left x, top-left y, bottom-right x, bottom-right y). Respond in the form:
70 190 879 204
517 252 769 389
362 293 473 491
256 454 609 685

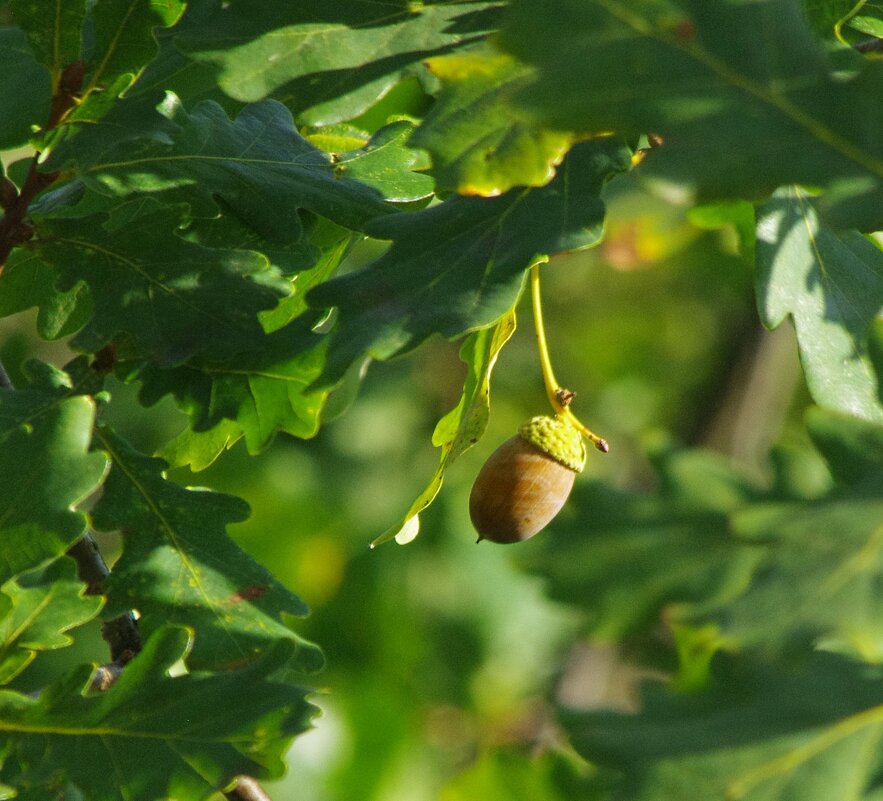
0 1 881 799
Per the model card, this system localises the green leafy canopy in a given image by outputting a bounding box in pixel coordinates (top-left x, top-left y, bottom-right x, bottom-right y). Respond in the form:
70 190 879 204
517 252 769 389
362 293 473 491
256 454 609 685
1 1 882 799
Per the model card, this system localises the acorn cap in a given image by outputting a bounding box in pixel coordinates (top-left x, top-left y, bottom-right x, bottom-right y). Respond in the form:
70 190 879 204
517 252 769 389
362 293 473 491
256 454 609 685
518 415 586 473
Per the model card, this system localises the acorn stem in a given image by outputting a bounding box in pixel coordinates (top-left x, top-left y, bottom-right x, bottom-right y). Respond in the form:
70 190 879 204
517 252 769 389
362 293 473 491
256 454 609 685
529 264 609 453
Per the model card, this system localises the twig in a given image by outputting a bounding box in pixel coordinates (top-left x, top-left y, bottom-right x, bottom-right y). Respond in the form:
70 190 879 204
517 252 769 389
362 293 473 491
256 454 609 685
0 60 83 271
66 535 142 661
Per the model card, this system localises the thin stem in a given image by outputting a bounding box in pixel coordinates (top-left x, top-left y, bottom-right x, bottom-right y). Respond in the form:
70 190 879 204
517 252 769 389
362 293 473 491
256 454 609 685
530 262 562 412
0 60 83 271
529 264 609 453
66 535 142 661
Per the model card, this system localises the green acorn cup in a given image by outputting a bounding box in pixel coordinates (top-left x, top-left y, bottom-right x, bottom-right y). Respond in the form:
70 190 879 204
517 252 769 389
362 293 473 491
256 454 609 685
469 415 586 544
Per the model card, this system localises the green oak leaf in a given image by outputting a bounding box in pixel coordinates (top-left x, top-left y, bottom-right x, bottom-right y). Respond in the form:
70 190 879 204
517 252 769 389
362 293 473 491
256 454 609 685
689 411 883 660
137 313 330 458
701 497 883 660
846 2 883 37
0 558 102 685
128 11 239 114
0 27 51 149
0 626 317 801
139 231 353 464
85 0 185 96
519 447 764 643
314 120 435 203
8 0 85 80
156 418 241 473
411 47 573 196
501 0 883 230
373 309 517 547
31 201 290 364
755 187 883 423
91 427 323 672
562 651 883 801
0 364 109 584
851 15 883 37
45 99 396 242
0 247 91 340
172 0 505 125
308 137 632 386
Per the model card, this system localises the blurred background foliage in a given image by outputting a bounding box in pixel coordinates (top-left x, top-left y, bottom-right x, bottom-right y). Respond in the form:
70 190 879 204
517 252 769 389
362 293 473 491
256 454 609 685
1 151 820 799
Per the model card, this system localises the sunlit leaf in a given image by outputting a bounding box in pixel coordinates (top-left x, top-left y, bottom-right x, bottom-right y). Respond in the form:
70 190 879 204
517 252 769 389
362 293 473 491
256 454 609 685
172 0 505 124
309 138 631 385
501 0 883 229
755 187 883 423
0 363 108 584
373 309 517 547
92 427 323 672
0 559 102 684
46 99 395 242
0 626 317 801
411 47 573 195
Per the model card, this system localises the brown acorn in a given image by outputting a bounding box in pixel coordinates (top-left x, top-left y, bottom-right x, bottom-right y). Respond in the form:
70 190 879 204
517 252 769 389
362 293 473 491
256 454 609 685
469 415 586 544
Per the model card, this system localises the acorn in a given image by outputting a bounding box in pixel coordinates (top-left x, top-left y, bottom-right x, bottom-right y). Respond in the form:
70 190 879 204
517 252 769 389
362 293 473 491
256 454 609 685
469 415 586 544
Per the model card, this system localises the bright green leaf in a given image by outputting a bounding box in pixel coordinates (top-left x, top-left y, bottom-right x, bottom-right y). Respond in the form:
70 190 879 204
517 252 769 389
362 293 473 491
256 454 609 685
411 48 573 195
137 314 329 456
137 234 353 461
0 365 108 584
91 427 323 672
373 309 517 547
156 418 241 472
322 120 434 203
0 559 102 684
0 247 91 340
850 14 883 37
32 201 289 363
309 137 632 385
172 0 505 124
755 187 883 423
86 0 184 96
46 99 396 241
0 626 317 801
501 0 883 230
